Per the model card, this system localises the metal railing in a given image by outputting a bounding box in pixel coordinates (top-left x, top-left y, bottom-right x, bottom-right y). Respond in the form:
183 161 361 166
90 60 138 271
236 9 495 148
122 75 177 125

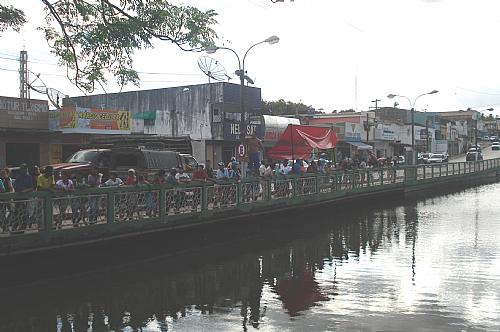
1 158 500 238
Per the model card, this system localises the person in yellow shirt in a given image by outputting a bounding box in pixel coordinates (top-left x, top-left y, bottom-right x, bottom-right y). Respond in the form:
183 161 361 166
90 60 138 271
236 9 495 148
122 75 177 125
37 166 55 191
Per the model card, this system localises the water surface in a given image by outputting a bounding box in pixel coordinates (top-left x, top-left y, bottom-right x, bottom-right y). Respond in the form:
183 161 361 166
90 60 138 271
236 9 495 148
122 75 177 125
1 183 500 331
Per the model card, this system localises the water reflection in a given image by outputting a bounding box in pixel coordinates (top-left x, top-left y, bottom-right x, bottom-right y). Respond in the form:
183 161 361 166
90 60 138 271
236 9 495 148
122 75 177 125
2 184 500 331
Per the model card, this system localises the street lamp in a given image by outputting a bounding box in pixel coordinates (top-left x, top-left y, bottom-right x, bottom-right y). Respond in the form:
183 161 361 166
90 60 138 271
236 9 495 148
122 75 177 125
206 36 279 159
387 90 438 164
473 108 494 146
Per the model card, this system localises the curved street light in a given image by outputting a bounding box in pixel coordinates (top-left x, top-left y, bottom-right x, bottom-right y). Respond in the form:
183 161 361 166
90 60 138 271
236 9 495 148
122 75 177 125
206 36 280 156
473 107 494 146
387 90 438 164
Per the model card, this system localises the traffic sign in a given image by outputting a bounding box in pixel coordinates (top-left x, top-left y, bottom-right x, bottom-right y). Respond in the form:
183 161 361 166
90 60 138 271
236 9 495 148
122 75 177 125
238 144 246 157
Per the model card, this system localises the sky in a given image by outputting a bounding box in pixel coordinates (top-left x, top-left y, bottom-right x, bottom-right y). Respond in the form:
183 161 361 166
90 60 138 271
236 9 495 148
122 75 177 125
1 0 500 116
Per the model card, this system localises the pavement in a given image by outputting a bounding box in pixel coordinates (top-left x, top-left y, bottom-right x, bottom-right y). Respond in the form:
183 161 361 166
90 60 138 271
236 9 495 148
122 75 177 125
450 141 499 162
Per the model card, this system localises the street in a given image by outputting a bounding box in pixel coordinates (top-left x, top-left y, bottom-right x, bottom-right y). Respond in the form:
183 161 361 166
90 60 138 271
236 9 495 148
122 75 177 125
450 141 499 162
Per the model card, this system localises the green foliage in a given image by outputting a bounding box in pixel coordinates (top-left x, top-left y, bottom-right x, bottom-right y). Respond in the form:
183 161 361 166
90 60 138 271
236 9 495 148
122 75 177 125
3 1 218 93
263 99 310 115
0 4 26 32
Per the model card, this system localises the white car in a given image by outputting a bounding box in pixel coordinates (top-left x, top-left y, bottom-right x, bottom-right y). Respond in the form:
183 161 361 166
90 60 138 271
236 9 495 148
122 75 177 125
492 142 500 151
427 153 447 163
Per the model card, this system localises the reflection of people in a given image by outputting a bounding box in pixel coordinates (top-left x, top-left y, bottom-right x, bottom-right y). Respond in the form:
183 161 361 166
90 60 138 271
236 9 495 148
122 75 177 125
246 133 263 172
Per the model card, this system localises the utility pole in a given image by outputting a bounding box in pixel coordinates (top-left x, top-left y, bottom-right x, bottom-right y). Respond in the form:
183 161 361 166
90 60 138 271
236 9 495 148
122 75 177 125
370 99 381 110
425 118 430 152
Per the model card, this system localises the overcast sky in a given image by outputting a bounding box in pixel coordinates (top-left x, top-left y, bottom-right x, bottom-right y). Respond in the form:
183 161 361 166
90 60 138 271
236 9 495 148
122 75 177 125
1 0 500 115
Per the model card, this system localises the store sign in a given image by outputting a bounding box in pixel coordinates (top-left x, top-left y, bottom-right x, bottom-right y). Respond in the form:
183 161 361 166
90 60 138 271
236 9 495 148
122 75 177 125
381 125 396 140
58 106 131 134
0 97 49 130
344 123 362 142
223 120 264 141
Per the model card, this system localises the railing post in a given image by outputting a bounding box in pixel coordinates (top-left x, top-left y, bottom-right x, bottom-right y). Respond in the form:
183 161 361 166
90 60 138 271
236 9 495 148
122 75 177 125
380 169 384 186
431 165 434 179
43 193 53 233
452 163 455 175
160 187 168 217
106 191 115 224
315 174 320 195
266 179 272 201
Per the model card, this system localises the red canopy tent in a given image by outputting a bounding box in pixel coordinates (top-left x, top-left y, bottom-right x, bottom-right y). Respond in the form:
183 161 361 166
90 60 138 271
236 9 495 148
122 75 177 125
267 124 337 160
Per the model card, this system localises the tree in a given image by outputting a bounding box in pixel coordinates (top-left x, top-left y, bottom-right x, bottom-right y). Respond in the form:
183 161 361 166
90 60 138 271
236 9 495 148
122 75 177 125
0 5 26 32
263 99 310 115
0 1 218 93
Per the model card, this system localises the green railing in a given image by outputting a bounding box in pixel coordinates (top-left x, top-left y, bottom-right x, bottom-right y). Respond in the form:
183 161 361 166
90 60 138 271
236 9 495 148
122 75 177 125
1 158 500 249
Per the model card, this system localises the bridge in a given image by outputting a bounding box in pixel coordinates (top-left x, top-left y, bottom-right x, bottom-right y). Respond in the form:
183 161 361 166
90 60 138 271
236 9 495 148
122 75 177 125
1 158 500 256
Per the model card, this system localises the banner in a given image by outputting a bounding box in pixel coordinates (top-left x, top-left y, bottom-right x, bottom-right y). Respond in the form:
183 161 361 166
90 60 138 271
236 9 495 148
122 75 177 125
59 106 131 134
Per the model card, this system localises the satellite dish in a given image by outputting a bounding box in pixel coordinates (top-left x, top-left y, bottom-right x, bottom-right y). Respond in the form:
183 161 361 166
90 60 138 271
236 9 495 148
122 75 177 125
197 56 230 83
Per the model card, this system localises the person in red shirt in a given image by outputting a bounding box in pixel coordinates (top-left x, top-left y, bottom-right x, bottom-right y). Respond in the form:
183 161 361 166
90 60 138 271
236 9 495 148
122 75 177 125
125 169 137 185
192 164 208 182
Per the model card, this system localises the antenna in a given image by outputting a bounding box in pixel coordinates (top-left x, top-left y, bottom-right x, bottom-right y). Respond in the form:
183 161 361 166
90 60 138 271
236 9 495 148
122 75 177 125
19 50 29 99
197 56 230 83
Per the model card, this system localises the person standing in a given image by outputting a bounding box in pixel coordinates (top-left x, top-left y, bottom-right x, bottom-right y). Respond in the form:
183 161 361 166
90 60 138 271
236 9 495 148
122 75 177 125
152 170 166 186
125 169 136 186
14 164 33 193
205 160 214 179
246 133 263 172
54 171 74 229
104 172 124 187
192 165 208 182
87 167 102 224
14 164 35 231
37 166 55 191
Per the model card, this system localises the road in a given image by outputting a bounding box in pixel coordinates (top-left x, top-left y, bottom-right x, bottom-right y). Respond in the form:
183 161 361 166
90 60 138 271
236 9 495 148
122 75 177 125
450 141 499 162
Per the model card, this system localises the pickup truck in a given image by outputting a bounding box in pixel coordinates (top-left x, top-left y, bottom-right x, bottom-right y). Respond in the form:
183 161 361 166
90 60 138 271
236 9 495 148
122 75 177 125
47 147 197 180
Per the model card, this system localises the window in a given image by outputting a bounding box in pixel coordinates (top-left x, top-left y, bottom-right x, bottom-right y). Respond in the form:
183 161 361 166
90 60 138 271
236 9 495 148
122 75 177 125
113 154 138 168
213 108 222 123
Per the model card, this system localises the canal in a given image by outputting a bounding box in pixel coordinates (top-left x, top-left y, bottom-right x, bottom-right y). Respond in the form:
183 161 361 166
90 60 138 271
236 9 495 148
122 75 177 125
1 182 500 331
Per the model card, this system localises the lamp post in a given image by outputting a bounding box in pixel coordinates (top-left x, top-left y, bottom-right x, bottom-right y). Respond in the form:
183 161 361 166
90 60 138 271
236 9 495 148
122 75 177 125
206 36 279 157
171 87 190 136
387 90 438 164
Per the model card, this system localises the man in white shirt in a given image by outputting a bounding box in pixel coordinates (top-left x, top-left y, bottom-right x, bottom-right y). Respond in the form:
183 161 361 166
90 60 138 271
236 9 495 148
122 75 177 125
175 168 191 183
259 161 266 177
104 172 123 187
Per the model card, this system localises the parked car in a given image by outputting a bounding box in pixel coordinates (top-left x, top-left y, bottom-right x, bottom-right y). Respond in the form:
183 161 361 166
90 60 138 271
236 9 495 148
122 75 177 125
396 155 406 165
484 136 490 141
417 152 432 164
49 148 112 179
492 142 500 151
427 153 448 163
466 151 483 161
490 136 498 142
469 145 482 152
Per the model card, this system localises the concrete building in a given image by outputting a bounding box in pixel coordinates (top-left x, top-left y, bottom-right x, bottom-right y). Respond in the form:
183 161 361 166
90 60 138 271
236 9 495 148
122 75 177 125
64 82 263 165
0 96 90 167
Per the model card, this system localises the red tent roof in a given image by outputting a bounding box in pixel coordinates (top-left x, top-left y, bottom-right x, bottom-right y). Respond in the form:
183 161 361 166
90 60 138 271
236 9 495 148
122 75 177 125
267 124 337 160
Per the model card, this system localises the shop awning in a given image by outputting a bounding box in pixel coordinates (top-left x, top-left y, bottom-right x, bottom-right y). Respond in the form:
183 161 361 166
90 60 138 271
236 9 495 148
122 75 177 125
133 111 156 120
267 124 337 160
346 141 373 150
